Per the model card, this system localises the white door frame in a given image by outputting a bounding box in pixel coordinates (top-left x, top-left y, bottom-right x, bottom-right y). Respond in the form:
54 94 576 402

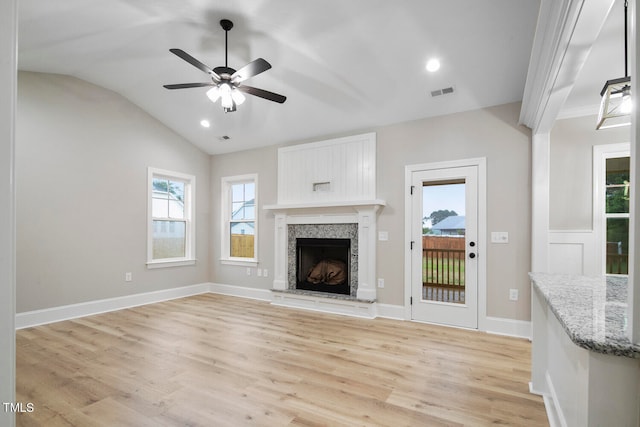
404 158 487 330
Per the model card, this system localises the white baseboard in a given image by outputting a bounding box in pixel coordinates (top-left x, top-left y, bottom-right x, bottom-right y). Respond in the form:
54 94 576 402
484 316 531 339
16 284 532 341
544 372 565 427
209 283 272 301
15 283 211 329
376 303 405 320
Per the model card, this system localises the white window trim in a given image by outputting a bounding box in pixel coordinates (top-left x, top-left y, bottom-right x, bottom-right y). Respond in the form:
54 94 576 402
593 143 630 276
147 167 196 268
221 173 258 266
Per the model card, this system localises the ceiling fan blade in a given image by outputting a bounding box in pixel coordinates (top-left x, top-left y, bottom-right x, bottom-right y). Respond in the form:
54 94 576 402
163 83 215 90
238 85 286 104
169 49 220 82
231 58 272 83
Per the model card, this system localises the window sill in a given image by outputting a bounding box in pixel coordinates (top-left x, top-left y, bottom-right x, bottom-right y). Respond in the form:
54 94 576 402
220 258 259 267
147 259 196 269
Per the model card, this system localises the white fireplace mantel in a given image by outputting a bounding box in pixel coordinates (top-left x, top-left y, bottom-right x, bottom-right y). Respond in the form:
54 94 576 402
264 200 385 302
263 199 386 213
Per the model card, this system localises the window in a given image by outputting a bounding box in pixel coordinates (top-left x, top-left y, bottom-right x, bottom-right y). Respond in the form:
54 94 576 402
221 174 258 265
594 144 630 275
148 168 196 268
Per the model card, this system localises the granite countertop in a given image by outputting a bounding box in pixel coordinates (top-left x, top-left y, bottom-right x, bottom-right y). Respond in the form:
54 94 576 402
530 272 640 359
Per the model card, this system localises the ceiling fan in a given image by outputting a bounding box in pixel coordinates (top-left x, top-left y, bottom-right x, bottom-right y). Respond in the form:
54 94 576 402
163 19 286 113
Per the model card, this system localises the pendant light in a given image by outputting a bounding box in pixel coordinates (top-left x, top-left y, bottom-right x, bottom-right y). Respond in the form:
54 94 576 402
596 0 632 130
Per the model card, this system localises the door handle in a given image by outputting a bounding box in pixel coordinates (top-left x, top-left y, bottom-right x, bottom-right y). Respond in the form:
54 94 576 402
469 252 476 259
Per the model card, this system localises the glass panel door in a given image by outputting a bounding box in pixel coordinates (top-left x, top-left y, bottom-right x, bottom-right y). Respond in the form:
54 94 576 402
411 165 478 329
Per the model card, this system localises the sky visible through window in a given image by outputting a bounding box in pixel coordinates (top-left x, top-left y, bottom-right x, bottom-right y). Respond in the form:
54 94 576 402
423 183 465 227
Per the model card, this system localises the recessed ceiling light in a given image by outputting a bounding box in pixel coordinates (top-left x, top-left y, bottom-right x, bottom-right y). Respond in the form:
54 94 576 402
426 58 441 72
200 119 210 128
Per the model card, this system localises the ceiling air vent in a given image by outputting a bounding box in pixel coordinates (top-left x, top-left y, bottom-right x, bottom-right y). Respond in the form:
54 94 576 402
430 86 455 97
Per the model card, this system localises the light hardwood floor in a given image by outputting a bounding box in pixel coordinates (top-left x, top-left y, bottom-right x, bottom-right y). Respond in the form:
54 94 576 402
16 293 548 426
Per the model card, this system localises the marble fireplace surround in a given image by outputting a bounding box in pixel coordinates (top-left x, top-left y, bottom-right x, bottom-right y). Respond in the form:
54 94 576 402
288 223 358 296
264 201 385 302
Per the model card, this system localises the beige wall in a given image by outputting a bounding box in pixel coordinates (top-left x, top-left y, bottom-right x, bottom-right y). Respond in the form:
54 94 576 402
16 72 211 313
210 145 278 289
210 103 533 321
550 115 630 230
17 72 532 322
374 103 531 319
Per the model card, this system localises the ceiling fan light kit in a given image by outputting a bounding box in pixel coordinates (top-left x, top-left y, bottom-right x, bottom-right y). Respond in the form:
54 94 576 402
596 0 631 130
163 19 286 114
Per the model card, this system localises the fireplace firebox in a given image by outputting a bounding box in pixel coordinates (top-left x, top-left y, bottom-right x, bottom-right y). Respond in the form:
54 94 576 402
296 238 350 295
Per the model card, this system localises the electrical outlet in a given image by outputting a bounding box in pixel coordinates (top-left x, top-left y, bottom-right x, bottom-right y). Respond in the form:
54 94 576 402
257 268 262 277
246 268 251 276
263 269 268 278
509 289 519 301
377 278 385 288
125 272 132 282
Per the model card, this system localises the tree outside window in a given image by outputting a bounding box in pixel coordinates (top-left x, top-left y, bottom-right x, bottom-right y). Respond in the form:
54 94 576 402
605 156 630 275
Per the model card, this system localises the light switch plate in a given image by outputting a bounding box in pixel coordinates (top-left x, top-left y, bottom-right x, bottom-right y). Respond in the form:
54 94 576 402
491 231 509 243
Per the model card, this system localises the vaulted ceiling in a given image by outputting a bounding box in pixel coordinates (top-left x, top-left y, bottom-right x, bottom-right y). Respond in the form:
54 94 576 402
17 0 621 155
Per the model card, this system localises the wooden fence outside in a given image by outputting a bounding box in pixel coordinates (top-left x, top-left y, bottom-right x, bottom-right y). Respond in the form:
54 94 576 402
231 234 255 258
422 235 466 303
422 235 465 250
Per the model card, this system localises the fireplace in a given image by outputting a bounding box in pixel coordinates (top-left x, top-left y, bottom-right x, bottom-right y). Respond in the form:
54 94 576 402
264 133 384 315
286 223 359 297
296 238 350 295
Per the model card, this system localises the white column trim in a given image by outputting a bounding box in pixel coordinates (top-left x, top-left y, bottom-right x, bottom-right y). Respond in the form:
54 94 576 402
532 133 550 273
272 213 287 290
355 207 379 301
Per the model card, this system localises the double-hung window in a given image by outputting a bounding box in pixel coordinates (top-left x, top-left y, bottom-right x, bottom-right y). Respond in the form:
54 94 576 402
594 143 630 275
221 174 258 265
148 168 196 268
